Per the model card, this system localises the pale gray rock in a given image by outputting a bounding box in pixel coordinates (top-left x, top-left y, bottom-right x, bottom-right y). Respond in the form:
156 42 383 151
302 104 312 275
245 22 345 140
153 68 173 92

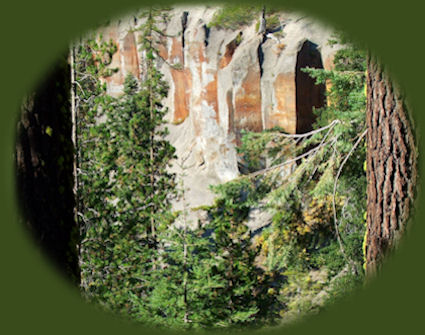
99 6 340 214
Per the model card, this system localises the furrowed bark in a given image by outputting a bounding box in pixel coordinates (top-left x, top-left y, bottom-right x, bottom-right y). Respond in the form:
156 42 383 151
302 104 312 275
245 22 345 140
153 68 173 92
365 55 417 276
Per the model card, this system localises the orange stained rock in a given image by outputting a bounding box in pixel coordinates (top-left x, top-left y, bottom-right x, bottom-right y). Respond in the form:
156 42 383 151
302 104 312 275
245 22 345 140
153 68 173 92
271 72 296 134
167 38 191 124
122 32 140 79
227 89 234 135
171 68 192 124
186 40 220 126
219 53 232 69
157 36 169 60
185 34 217 119
323 54 335 107
234 65 263 134
202 73 219 122
170 37 184 63
101 28 123 88
187 41 207 137
219 39 238 69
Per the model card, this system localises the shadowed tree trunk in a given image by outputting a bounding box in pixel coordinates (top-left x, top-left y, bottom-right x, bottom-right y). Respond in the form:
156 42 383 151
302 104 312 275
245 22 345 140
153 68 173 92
365 55 417 276
15 55 79 284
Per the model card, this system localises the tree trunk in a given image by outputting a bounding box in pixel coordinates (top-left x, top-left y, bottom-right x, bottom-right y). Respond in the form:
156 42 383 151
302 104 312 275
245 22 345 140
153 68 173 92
365 55 417 276
15 55 80 284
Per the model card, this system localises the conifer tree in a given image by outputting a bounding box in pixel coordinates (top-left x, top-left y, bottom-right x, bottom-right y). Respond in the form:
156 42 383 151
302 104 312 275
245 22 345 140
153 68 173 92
142 162 219 329
108 6 177 318
76 8 177 317
240 39 368 276
74 6 376 329
142 168 280 329
137 7 175 257
203 178 281 328
233 38 369 319
74 35 120 300
145 212 215 329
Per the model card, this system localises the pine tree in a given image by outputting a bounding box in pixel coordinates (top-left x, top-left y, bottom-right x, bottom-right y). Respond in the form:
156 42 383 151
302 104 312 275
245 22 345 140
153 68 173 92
74 35 120 300
141 161 218 329
76 10 177 317
145 215 215 329
203 178 281 328
233 38 369 320
143 170 280 329
132 6 178 261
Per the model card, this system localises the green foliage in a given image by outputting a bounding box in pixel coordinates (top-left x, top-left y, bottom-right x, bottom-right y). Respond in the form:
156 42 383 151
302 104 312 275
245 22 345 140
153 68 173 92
201 178 282 328
209 4 283 34
235 32 243 45
321 270 364 308
255 14 281 33
77 8 177 319
135 224 215 329
75 7 368 330
234 39 368 322
238 127 294 173
208 5 260 29
45 125 53 136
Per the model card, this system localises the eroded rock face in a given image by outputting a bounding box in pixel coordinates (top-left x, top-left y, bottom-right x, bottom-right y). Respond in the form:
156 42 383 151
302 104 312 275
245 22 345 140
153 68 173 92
169 37 192 124
100 24 140 97
97 6 339 210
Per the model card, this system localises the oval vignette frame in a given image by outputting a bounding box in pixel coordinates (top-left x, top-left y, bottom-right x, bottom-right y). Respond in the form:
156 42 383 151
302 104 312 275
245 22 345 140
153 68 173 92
0 0 423 335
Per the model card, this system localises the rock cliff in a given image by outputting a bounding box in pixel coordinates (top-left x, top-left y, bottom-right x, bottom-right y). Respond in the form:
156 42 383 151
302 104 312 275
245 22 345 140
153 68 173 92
97 6 339 212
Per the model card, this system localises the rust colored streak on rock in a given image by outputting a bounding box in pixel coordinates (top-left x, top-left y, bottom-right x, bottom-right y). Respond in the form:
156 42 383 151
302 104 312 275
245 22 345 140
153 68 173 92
188 41 207 136
102 27 123 86
171 37 183 62
122 32 140 79
169 37 191 124
195 41 206 64
171 68 192 124
271 72 296 133
227 89 234 135
219 40 238 69
234 66 262 136
158 36 168 60
187 41 206 80
203 73 219 122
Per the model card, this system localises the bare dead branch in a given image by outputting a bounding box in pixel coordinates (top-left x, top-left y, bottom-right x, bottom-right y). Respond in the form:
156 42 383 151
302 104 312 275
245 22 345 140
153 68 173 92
274 119 340 139
248 137 336 178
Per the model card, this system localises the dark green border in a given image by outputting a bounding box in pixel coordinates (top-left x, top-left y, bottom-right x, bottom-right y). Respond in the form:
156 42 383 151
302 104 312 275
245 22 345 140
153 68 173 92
1 0 423 334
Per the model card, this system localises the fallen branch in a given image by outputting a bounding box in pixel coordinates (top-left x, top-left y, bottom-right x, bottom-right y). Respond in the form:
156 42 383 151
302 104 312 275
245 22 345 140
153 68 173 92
274 119 340 139
248 137 335 178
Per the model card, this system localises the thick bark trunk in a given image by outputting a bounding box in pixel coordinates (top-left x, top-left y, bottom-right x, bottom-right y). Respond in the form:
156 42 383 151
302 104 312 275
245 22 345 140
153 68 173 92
365 55 417 276
15 55 80 284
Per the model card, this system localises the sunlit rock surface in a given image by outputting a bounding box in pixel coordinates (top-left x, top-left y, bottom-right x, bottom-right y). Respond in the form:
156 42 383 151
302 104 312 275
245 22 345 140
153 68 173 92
97 6 339 217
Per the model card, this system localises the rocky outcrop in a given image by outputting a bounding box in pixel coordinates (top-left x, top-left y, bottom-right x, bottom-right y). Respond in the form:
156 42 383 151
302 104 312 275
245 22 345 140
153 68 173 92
97 6 339 210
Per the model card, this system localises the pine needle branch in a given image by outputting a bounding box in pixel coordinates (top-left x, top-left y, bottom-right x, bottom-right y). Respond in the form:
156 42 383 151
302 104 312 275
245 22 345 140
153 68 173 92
332 128 367 274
